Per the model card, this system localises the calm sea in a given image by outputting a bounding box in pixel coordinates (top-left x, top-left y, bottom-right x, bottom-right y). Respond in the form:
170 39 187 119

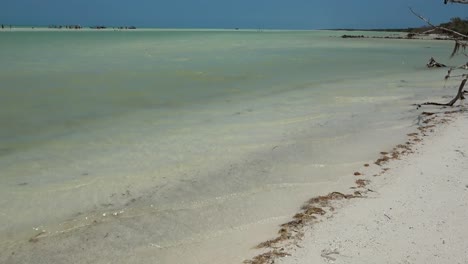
0 29 459 263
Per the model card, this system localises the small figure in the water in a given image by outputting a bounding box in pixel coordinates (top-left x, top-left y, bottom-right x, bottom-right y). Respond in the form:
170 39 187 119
1 24 4 29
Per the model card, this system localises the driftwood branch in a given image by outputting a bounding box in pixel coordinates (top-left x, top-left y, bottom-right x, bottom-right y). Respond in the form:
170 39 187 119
418 76 467 107
427 57 446 68
451 40 468 58
415 0 468 108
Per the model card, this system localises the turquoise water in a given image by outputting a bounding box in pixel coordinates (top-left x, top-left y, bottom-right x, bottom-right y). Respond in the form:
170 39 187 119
0 29 460 263
0 30 440 149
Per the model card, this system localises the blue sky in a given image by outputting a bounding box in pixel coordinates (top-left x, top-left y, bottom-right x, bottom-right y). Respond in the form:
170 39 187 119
0 0 466 29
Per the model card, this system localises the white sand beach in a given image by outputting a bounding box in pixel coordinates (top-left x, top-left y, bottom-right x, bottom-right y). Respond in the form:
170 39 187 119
249 109 468 264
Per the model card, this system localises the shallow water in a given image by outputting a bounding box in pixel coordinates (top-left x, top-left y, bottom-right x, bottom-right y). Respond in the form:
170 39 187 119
0 29 462 263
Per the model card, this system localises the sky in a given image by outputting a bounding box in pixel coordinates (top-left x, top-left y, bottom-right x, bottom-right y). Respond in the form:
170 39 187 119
0 0 466 29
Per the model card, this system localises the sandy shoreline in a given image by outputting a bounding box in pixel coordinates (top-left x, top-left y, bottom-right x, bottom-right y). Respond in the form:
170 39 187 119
2 100 466 264
245 108 468 264
1 30 465 263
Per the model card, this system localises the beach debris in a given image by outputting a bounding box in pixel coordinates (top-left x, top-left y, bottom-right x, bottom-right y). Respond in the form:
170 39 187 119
445 68 453 80
412 11 468 109
355 179 370 188
444 109 464 115
375 156 390 166
354 191 363 196
354 172 362 176
243 250 290 264
417 76 467 108
375 141 418 167
396 144 411 150
253 192 358 252
28 231 46 243
418 125 435 131
423 117 436 124
321 249 340 262
427 57 447 68
255 233 289 249
384 214 392 220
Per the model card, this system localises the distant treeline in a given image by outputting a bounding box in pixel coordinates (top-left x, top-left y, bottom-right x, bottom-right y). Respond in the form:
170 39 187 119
47 25 137 30
329 17 468 39
411 17 468 38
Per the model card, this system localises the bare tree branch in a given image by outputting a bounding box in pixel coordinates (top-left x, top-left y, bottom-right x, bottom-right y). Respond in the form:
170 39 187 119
450 40 468 57
415 2 468 108
418 76 467 107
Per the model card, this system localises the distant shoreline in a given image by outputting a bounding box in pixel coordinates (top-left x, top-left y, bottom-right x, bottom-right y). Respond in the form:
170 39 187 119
0 27 424 34
0 25 413 32
0 27 456 42
322 28 412 32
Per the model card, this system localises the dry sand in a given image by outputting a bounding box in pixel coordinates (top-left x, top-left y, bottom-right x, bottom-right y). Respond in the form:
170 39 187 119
246 109 468 264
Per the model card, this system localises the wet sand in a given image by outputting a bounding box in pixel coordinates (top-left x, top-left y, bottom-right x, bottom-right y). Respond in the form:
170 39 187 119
247 108 468 264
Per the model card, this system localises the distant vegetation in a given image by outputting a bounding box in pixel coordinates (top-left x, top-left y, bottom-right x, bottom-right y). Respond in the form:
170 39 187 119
441 17 468 36
47 25 137 30
412 17 468 38
332 17 468 39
